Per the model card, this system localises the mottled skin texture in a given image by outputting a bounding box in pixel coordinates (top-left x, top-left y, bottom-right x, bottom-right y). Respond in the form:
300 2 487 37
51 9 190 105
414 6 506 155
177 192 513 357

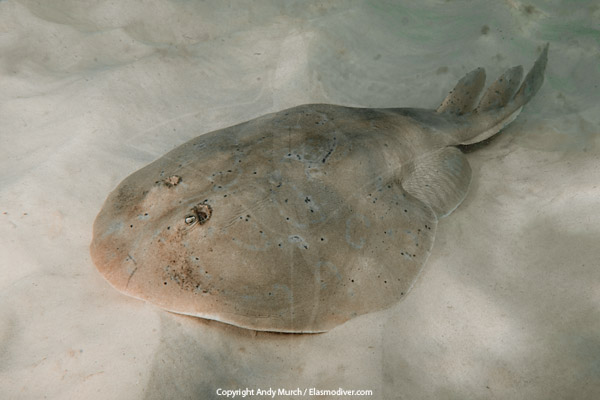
91 46 547 332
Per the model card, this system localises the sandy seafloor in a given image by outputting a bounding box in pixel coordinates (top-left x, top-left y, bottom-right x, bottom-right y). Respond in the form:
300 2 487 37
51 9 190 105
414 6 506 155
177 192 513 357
1 1 599 399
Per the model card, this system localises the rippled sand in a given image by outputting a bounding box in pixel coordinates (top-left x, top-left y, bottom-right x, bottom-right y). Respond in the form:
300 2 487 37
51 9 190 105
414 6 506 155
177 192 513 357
1 1 599 399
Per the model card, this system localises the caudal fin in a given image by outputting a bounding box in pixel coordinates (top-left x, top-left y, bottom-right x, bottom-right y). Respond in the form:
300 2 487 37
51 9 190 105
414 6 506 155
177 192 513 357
509 43 549 109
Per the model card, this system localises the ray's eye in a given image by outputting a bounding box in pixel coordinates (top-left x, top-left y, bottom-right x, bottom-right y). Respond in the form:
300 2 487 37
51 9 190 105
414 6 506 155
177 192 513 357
184 215 197 225
184 203 212 227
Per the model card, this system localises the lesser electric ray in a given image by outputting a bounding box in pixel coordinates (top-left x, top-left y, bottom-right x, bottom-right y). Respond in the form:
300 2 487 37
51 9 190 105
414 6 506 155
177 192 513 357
91 45 548 333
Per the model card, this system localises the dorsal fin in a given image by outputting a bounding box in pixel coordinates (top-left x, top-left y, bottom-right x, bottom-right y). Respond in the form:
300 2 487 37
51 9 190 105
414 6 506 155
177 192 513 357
476 65 523 112
437 67 486 115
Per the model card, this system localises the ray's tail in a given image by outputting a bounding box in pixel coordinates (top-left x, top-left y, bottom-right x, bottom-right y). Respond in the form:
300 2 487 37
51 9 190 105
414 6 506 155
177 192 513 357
438 44 549 145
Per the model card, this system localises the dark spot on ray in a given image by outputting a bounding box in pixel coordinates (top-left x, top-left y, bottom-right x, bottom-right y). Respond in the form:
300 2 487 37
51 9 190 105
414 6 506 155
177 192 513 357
322 147 334 163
